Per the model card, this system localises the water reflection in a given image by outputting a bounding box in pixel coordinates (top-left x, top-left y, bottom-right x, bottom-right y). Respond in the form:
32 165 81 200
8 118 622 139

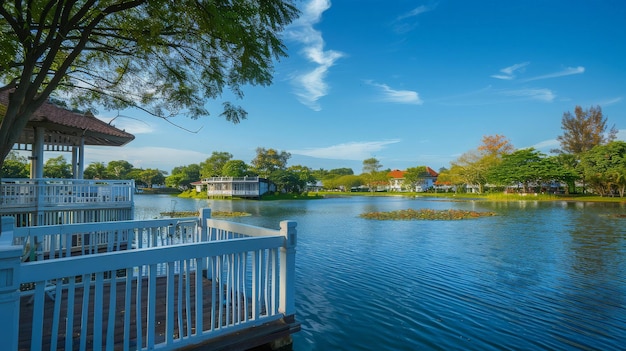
133 195 626 350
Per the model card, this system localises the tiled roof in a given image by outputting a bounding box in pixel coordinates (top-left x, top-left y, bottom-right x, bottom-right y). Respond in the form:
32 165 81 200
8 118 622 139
1 89 134 147
388 167 439 178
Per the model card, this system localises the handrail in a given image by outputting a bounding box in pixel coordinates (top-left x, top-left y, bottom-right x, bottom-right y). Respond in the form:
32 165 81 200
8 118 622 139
0 209 297 350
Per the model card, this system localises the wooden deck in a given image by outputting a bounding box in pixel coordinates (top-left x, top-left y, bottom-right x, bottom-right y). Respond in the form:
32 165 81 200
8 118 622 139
19 272 300 351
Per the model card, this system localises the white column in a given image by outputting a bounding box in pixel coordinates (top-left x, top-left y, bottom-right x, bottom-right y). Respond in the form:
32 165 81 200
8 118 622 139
279 220 297 317
0 217 22 351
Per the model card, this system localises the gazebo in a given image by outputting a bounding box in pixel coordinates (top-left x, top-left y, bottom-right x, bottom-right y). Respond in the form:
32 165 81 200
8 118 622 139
0 90 136 226
1 89 134 179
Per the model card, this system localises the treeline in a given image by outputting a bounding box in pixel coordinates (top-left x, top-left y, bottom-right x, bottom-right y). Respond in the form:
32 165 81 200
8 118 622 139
1 154 168 188
438 106 625 197
3 105 623 197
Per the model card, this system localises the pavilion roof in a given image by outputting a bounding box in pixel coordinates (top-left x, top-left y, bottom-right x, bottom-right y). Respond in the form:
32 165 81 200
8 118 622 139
1 90 135 147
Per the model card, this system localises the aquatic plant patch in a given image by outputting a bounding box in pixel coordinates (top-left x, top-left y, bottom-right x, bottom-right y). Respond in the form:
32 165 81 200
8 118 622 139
360 208 497 220
161 210 251 218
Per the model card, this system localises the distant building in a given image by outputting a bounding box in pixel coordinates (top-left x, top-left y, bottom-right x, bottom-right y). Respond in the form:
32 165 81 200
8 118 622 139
387 167 439 192
201 176 275 199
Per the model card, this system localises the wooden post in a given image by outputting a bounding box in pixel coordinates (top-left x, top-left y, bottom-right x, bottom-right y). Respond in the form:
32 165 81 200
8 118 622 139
0 216 23 351
198 208 211 279
279 220 297 317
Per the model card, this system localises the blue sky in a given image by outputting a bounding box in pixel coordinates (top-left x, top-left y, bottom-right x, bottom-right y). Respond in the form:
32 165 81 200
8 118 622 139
84 0 626 174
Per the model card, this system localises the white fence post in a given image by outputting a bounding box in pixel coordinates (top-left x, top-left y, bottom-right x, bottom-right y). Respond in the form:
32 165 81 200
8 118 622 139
279 220 297 317
0 216 23 351
198 208 212 280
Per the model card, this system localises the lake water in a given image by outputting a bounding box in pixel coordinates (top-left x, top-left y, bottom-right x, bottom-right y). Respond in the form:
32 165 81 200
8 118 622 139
134 194 626 351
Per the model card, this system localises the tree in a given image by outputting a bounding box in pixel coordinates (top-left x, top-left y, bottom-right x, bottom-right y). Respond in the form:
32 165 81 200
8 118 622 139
286 165 316 193
83 162 108 179
106 160 134 179
221 160 250 177
335 174 363 192
251 148 290 178
556 105 617 155
0 0 299 170
361 158 387 192
446 134 515 193
362 158 382 174
403 166 430 192
43 155 72 178
166 164 200 189
579 141 626 197
137 168 166 188
1 151 28 177
488 148 556 193
200 152 233 178
328 168 354 176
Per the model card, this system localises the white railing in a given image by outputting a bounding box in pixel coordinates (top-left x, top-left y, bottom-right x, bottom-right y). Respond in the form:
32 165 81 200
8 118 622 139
0 178 135 209
0 209 297 351
0 178 135 226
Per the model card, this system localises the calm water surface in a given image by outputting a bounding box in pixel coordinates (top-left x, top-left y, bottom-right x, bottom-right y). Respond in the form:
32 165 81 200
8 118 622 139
134 195 626 350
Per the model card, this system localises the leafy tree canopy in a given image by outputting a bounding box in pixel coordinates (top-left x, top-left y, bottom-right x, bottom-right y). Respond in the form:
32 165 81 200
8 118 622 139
251 147 290 178
200 151 232 178
0 0 299 168
1 150 29 177
43 155 71 178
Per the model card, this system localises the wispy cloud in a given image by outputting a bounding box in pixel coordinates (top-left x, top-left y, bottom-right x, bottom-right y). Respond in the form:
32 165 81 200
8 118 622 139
287 0 343 111
366 80 423 104
524 66 585 82
291 140 401 160
595 97 623 106
397 5 433 20
393 5 435 33
530 139 560 151
500 88 556 102
491 62 529 80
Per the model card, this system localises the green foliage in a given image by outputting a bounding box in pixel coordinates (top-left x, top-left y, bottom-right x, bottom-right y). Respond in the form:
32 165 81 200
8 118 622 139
0 0 299 167
362 158 382 174
251 147 290 178
200 152 233 178
579 141 626 197
1 151 29 177
166 164 201 189
43 155 72 178
403 166 429 191
221 159 250 177
83 162 108 179
106 160 134 179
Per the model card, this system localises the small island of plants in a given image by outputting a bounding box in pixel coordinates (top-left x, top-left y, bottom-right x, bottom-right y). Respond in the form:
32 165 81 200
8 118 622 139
360 208 498 221
160 210 251 218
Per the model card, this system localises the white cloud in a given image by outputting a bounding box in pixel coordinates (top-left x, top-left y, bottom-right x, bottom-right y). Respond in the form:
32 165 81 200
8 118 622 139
491 62 529 80
524 66 585 82
500 88 556 102
290 140 401 160
397 5 432 20
366 81 423 104
287 0 344 111
530 139 559 151
393 5 435 33
596 97 623 106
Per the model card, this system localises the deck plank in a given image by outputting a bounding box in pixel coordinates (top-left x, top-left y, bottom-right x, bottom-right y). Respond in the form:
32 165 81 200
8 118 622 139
19 272 215 350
